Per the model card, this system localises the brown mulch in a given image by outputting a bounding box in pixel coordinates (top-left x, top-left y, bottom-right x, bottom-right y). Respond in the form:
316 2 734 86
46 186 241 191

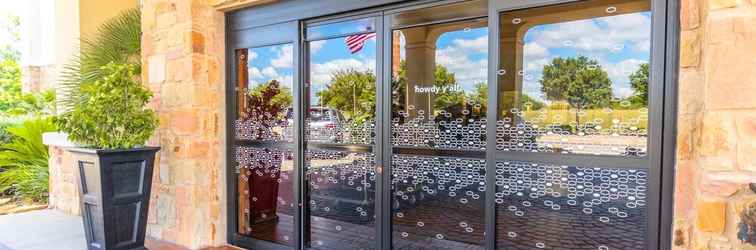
0 197 47 215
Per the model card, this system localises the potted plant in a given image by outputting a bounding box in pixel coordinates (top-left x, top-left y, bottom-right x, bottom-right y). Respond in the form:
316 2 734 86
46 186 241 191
55 62 159 250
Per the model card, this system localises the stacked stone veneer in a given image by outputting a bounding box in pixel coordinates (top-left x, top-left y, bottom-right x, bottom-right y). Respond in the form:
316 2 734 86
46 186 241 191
42 0 756 249
673 0 756 249
47 146 79 215
140 0 228 248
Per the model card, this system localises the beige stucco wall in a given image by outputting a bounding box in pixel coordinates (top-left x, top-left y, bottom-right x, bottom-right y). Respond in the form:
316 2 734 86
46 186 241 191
78 0 139 38
20 0 137 93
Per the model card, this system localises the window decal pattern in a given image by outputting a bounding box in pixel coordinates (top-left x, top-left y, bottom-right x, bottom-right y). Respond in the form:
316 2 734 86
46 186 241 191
304 118 376 145
234 147 295 244
390 18 488 250
495 161 647 249
391 155 485 250
306 31 378 249
496 0 652 158
305 150 377 249
233 43 295 246
391 108 487 150
235 119 293 142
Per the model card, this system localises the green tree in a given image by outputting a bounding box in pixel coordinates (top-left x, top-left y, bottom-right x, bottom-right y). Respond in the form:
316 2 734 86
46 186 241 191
467 82 488 115
247 80 293 118
628 62 649 106
0 14 20 61
318 69 376 122
540 56 613 130
0 14 22 114
432 65 463 115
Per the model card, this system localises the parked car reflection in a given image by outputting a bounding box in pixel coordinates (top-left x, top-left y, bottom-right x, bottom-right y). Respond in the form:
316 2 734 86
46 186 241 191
286 107 351 144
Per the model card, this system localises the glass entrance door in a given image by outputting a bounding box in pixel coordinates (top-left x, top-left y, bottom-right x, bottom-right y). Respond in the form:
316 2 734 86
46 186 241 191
490 0 658 249
387 1 489 249
233 42 297 247
304 17 380 250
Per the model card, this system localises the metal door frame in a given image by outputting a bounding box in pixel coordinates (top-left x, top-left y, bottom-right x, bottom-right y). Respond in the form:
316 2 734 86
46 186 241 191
485 0 678 249
224 0 680 249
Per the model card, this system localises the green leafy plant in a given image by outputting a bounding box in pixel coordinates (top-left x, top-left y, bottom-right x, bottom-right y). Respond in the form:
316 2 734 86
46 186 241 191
1 90 56 117
55 63 158 149
0 118 56 202
59 8 141 109
0 118 21 145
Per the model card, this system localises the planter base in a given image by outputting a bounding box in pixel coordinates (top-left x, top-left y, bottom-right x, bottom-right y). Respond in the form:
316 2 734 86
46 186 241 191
69 147 160 250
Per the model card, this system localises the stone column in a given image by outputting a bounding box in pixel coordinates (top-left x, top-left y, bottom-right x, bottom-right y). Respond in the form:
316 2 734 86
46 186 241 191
19 0 59 93
672 0 756 249
141 0 226 248
401 27 437 118
496 20 526 120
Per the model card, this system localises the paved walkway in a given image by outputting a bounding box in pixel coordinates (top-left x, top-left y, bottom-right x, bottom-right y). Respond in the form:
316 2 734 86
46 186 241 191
0 209 85 250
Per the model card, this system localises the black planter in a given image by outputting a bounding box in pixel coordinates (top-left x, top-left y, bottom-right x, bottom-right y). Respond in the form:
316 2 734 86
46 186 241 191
69 147 160 250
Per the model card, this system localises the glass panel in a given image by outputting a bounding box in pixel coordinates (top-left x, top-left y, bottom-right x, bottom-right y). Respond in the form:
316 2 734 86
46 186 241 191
235 44 294 142
234 43 295 246
307 17 376 40
390 17 488 250
495 0 651 157
305 31 377 249
392 155 486 250
391 19 489 150
495 161 648 249
306 150 376 249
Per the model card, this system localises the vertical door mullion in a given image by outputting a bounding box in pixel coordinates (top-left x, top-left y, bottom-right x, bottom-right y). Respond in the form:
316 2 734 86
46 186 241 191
380 14 394 250
646 0 669 248
659 0 680 248
374 14 389 250
294 21 306 250
485 2 500 249
225 16 239 244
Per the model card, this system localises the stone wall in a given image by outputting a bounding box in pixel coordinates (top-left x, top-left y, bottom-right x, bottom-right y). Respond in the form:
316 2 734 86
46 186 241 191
673 0 756 249
140 0 229 248
46 146 79 215
138 1 274 248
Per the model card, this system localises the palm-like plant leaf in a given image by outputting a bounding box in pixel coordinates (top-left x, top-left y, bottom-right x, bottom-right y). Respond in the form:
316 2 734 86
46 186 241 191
0 118 56 201
58 8 141 109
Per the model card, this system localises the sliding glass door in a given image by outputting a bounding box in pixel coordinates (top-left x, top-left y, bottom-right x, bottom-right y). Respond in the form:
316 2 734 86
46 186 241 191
227 0 671 249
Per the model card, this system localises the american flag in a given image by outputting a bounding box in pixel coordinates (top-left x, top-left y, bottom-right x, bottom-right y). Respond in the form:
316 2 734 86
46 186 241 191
345 33 376 54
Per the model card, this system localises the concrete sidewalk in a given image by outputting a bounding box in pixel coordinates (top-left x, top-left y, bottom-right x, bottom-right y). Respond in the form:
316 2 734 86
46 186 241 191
0 209 85 250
